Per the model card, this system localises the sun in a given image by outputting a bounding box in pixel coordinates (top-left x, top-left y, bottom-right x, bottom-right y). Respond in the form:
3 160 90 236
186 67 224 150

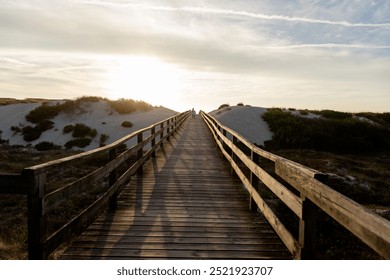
104 56 182 108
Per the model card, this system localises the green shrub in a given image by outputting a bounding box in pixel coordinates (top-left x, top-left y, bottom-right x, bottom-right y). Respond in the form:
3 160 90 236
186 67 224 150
90 129 97 138
299 110 309 115
63 125 74 134
25 104 61 123
108 99 153 114
237 102 244 106
99 134 109 146
64 138 92 149
262 109 390 153
35 141 61 151
72 123 96 138
59 100 77 114
319 110 352 120
121 121 133 128
218 104 229 110
25 98 99 123
22 126 41 142
35 120 54 132
75 96 104 103
355 112 390 128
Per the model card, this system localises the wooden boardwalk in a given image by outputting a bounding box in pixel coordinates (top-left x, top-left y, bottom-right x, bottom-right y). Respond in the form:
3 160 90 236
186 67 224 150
60 116 291 259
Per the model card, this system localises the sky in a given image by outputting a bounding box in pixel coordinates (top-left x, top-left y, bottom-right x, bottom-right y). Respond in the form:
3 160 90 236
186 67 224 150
0 0 389 113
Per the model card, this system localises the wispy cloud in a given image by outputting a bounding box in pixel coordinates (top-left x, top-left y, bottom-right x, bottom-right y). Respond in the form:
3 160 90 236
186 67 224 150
79 1 390 28
1 0 389 112
264 44 390 50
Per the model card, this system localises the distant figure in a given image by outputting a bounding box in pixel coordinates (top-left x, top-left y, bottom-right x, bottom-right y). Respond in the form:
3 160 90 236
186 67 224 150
191 108 196 118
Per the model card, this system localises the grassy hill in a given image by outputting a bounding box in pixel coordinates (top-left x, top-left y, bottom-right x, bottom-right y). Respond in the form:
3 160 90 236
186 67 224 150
260 108 390 259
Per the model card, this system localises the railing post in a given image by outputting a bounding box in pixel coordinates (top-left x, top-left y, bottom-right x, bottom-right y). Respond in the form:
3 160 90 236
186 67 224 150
137 132 143 174
108 147 118 210
231 136 238 174
173 116 177 134
299 196 319 259
23 169 47 260
167 119 171 141
160 123 164 147
151 126 156 158
222 129 228 154
249 151 259 212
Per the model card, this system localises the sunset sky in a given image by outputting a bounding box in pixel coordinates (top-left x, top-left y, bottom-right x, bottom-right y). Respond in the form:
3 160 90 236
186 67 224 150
1 0 389 112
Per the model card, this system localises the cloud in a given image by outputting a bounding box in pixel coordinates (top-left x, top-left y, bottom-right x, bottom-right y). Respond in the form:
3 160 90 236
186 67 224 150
79 1 390 28
0 0 389 112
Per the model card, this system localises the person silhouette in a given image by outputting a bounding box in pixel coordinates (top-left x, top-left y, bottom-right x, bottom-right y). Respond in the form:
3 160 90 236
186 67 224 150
191 108 196 118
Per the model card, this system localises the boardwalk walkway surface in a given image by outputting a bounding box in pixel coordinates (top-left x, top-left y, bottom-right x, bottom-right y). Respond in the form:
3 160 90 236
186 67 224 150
60 116 291 259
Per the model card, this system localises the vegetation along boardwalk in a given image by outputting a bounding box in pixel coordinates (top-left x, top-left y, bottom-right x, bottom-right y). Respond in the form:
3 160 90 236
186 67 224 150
60 115 292 259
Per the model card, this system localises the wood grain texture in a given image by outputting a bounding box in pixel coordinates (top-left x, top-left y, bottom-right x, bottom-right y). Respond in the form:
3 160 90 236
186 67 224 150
60 116 291 260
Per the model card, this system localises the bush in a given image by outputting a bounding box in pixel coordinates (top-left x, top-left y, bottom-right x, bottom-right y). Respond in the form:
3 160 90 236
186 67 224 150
237 102 244 106
320 110 352 120
25 97 99 123
109 99 153 114
99 134 109 146
218 104 229 110
121 121 133 128
64 138 92 149
262 109 390 153
59 100 77 114
355 112 390 128
299 110 309 115
25 104 62 123
63 125 74 134
35 120 54 132
35 141 61 151
72 123 96 138
90 129 97 138
22 126 41 142
75 96 104 103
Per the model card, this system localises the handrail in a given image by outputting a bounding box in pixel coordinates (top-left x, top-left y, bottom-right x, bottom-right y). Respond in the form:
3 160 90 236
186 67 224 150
0 110 190 259
24 113 186 174
200 110 390 259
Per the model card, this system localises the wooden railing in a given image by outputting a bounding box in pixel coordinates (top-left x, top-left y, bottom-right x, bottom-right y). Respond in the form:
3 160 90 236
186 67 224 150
201 111 390 259
0 111 190 259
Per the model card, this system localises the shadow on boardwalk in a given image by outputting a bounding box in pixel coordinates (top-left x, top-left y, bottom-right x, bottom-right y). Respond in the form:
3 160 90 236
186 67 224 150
60 116 291 259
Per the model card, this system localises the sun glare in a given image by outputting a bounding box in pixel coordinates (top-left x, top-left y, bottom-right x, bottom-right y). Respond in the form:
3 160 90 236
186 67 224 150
105 56 182 108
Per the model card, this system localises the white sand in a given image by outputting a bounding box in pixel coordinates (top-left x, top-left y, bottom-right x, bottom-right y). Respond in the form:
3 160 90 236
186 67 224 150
1 102 296 150
0 101 177 150
209 105 273 146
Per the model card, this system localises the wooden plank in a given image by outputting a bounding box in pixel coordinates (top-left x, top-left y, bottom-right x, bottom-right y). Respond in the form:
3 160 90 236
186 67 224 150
77 230 279 238
71 235 284 245
60 116 291 260
65 242 285 251
61 248 291 259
